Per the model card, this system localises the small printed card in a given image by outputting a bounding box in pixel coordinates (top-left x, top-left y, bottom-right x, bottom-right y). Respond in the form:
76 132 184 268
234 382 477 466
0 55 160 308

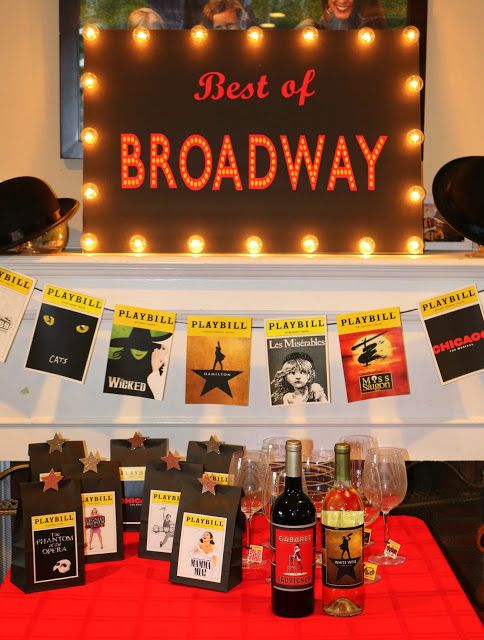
82 492 117 556
32 511 79 585
336 306 410 402
104 305 175 400
384 539 401 560
363 529 372 546
247 544 264 564
26 284 104 383
176 512 227 584
419 284 484 383
265 316 330 406
0 268 36 362
364 561 379 581
146 490 179 554
185 316 252 405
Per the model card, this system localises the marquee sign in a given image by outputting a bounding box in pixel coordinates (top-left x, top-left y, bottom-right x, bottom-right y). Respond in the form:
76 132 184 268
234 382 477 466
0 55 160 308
82 29 423 254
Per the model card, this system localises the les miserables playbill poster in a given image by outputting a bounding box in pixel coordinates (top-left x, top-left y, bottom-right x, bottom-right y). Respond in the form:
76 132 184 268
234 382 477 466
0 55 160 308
337 306 410 402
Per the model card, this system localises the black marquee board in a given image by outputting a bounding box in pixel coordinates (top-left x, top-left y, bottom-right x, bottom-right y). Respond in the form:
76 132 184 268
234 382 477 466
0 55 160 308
83 30 422 253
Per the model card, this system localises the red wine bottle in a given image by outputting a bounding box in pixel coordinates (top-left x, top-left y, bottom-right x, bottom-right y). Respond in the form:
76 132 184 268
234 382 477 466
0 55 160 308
271 440 315 618
322 442 364 617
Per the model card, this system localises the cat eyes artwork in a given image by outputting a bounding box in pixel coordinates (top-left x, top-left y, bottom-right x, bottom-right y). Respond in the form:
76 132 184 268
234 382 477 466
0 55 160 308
26 285 104 382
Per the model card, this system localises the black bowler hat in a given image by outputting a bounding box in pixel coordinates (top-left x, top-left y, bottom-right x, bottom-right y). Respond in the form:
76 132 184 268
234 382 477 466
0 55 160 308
0 176 80 252
432 156 484 246
110 327 172 351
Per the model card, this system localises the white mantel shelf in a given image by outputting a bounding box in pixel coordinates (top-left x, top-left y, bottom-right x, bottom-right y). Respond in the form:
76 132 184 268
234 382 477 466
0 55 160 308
1 251 483 280
0 251 482 461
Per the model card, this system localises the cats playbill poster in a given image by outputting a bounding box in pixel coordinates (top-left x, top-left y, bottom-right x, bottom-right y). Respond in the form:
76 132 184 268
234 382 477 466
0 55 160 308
0 268 36 362
419 284 484 383
265 316 330 406
185 316 251 405
104 304 175 400
25 284 104 383
336 306 410 402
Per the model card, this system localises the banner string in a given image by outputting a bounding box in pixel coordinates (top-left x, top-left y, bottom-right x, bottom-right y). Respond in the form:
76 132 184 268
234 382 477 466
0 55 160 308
32 286 484 328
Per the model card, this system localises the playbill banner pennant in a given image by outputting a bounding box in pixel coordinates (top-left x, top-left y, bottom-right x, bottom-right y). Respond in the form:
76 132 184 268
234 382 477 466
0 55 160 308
0 268 36 362
264 316 330 406
336 306 410 402
25 284 104 383
103 304 176 400
185 316 251 405
419 285 484 384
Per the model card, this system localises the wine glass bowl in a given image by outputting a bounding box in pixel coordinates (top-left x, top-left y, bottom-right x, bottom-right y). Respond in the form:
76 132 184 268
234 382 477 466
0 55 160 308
366 447 407 565
229 450 267 569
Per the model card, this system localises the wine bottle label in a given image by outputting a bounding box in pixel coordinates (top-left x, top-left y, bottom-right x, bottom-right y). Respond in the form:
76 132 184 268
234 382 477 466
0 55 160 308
271 523 315 591
323 522 364 588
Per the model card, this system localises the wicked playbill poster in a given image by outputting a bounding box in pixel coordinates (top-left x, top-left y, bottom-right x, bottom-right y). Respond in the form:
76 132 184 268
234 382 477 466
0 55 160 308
26 285 104 383
336 306 410 402
185 316 251 405
419 285 484 384
265 316 329 406
0 267 36 362
104 305 175 400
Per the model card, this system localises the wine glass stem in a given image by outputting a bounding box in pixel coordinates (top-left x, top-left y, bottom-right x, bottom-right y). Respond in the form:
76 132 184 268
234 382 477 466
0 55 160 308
383 511 390 543
246 514 252 548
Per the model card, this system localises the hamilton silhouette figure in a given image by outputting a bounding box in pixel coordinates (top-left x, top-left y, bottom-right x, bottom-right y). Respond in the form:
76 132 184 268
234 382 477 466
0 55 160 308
339 534 352 559
212 341 226 370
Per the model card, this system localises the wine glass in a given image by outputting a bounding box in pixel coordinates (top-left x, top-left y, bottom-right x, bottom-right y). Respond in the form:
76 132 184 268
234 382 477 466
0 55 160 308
366 447 408 565
302 449 334 566
361 460 382 547
229 450 266 569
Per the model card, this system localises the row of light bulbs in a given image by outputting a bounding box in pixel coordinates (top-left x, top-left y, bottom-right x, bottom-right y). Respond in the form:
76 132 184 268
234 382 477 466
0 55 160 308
81 22 424 257
80 232 424 256
82 23 420 47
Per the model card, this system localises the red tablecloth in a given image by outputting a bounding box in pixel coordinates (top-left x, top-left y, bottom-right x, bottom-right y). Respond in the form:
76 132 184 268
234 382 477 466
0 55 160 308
0 515 481 639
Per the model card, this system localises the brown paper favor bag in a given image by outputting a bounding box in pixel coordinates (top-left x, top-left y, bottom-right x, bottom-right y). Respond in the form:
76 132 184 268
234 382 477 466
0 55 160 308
138 460 203 561
11 478 85 593
169 477 244 592
186 440 244 485
29 439 85 481
110 437 168 530
62 461 124 563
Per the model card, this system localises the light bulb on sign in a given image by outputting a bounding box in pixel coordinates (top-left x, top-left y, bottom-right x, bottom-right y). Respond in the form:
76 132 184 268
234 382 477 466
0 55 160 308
82 183 98 200
80 127 98 146
402 26 420 43
301 235 319 254
268 12 285 18
132 26 150 43
80 72 98 91
408 186 426 203
406 129 424 147
80 233 98 252
406 235 424 254
406 75 424 93
187 235 205 254
129 235 147 253
358 236 376 256
190 25 208 42
259 23 275 29
82 24 100 42
358 27 375 45
246 236 263 254
247 26 264 43
301 26 319 43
